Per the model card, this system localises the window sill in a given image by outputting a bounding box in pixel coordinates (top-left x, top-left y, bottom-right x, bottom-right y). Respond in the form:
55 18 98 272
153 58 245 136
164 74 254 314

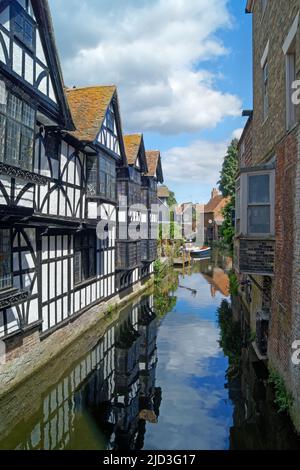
236 234 275 241
0 162 48 186
0 288 29 309
74 276 98 289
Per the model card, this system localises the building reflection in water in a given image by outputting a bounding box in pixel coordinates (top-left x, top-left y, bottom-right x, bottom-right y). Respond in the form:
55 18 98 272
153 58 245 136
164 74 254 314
227 297 300 450
6 294 161 451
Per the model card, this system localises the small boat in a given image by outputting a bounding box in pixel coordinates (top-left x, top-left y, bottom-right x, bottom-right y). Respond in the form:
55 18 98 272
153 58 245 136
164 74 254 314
190 247 211 258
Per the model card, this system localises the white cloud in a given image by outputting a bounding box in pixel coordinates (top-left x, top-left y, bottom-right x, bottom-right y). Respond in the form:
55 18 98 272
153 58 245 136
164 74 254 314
232 128 243 140
51 0 242 134
162 139 228 185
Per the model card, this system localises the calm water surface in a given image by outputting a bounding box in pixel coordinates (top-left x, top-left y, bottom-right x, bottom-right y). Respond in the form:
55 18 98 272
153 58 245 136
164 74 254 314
0 251 300 450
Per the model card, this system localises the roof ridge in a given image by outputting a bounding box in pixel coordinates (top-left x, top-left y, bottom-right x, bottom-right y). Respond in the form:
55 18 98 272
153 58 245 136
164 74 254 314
66 85 116 92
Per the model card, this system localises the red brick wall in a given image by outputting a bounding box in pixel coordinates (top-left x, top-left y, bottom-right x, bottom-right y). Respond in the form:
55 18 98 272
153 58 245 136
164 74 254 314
269 130 298 384
239 118 253 169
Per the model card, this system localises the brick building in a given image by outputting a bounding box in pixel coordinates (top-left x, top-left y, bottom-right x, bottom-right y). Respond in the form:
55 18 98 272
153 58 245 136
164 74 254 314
235 0 300 430
203 188 229 243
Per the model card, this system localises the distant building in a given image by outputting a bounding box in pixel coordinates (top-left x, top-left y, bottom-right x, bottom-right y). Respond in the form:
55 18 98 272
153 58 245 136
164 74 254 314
157 185 170 206
204 189 229 243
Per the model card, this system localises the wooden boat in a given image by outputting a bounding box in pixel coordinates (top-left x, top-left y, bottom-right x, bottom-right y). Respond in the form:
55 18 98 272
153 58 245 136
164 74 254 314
190 247 211 258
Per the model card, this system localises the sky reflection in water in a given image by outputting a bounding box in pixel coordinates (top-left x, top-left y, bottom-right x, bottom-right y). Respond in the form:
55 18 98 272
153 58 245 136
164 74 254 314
144 271 232 451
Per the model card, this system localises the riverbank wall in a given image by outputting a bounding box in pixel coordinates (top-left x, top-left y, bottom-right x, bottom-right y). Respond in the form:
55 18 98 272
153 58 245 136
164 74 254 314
0 277 154 401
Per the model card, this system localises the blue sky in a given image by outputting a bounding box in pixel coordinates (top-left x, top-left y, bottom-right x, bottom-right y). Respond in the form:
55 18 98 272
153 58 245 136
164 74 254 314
51 0 253 204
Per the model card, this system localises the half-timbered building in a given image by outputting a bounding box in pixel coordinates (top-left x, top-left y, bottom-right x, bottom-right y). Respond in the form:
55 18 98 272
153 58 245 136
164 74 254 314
118 134 148 291
143 151 163 278
0 0 163 360
0 0 76 344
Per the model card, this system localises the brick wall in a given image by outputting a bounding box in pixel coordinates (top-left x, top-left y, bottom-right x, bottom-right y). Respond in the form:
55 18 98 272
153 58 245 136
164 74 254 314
239 116 253 168
251 0 300 165
238 238 275 275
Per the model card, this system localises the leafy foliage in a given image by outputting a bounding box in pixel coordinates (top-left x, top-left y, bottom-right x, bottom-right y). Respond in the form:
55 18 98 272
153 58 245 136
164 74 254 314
218 139 239 198
268 369 294 414
218 139 239 249
217 299 242 379
228 270 239 296
167 191 177 208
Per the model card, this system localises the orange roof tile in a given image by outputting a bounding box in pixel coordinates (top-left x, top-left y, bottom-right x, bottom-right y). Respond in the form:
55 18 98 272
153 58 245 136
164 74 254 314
123 134 142 165
204 195 228 214
145 151 160 177
157 186 170 199
66 86 116 141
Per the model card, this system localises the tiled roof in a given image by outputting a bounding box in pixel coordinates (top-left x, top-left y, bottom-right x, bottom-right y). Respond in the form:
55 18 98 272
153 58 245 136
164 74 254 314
123 134 142 165
205 195 228 214
145 151 160 177
157 186 170 199
66 86 116 141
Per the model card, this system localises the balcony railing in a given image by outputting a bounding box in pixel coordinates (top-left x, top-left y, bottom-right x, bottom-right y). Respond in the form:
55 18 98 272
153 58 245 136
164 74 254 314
116 240 141 270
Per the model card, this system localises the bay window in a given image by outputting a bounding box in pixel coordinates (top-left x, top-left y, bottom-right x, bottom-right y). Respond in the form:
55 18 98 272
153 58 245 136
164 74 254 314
86 153 116 201
0 229 12 291
0 89 35 171
74 231 96 285
236 168 275 236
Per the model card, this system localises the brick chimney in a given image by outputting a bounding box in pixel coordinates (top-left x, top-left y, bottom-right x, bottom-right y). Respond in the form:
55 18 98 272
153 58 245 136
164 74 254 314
211 188 220 199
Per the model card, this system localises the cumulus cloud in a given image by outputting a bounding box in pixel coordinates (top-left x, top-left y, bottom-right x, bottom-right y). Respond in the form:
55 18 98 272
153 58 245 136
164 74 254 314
50 0 241 134
162 139 228 185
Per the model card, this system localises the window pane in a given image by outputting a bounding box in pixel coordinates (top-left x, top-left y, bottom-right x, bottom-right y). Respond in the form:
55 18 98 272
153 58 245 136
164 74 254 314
22 102 35 129
74 250 82 285
0 81 7 113
20 127 34 170
248 174 270 204
7 94 22 122
6 119 21 166
248 205 270 234
87 156 97 196
0 114 6 162
0 229 12 290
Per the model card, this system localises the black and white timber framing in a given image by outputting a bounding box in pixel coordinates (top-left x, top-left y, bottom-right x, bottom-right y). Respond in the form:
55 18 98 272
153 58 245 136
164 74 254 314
0 0 163 345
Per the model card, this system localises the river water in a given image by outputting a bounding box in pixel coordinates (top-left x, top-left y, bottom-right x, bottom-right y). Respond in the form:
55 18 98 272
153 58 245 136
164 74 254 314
0 250 300 450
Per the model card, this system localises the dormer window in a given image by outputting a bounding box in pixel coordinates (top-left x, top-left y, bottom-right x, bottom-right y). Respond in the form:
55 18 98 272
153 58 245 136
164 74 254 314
106 105 115 133
11 3 35 51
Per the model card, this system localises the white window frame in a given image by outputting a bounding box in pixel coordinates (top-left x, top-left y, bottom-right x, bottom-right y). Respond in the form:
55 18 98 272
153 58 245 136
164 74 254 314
283 13 299 130
261 41 269 122
237 168 275 237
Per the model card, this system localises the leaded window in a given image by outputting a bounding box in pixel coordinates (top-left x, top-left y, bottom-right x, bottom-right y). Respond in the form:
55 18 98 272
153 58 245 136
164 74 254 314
0 89 35 171
11 3 35 50
74 231 96 285
0 229 12 291
99 155 116 201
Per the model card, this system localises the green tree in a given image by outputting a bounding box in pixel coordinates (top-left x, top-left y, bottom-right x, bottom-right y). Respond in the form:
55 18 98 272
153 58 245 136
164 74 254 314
167 190 177 208
218 139 239 249
218 139 239 198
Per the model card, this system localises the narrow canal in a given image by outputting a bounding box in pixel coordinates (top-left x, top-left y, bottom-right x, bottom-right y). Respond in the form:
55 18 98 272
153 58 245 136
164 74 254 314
0 251 300 450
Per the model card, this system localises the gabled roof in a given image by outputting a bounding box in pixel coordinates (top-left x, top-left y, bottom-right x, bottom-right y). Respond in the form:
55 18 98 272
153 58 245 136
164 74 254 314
30 0 75 130
66 85 117 142
157 186 170 199
123 134 148 172
145 151 164 183
205 195 228 214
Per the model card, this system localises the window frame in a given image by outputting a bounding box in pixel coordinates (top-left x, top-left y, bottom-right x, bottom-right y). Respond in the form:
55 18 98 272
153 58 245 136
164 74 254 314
74 231 97 286
11 2 36 52
0 228 13 292
236 168 275 237
0 88 36 172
